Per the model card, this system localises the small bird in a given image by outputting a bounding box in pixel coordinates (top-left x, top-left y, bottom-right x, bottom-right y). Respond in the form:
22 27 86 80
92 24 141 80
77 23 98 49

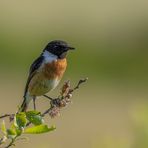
20 40 75 112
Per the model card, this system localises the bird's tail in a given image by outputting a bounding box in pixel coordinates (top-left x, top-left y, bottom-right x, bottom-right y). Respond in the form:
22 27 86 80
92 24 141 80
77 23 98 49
19 94 32 112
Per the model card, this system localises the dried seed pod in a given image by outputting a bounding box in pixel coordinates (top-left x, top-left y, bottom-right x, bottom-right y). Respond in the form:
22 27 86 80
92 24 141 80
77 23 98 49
67 93 72 99
49 107 60 118
59 100 67 108
61 80 70 96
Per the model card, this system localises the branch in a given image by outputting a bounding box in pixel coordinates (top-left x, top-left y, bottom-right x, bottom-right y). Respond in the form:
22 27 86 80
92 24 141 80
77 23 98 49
4 138 16 148
0 78 88 148
0 114 15 122
42 78 88 118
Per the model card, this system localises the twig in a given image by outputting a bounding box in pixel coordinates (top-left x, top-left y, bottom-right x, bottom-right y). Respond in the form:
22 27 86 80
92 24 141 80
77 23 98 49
72 78 88 92
0 114 15 122
4 137 17 148
0 115 11 119
0 78 88 148
25 78 88 126
41 78 88 117
0 78 88 121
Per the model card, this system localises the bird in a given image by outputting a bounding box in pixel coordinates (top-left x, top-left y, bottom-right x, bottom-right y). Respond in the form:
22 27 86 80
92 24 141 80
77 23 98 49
19 40 75 112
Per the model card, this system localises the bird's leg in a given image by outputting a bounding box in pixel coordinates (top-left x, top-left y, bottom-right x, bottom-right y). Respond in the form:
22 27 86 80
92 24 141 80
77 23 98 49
43 95 53 101
33 96 36 110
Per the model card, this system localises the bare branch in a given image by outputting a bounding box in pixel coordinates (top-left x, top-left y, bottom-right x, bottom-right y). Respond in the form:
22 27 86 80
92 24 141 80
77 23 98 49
0 114 15 122
72 78 88 92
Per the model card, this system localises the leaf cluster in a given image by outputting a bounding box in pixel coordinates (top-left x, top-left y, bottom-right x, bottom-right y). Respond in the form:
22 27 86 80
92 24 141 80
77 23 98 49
0 111 55 147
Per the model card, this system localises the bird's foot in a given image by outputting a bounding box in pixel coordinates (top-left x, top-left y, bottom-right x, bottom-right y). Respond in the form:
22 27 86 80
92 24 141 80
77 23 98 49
51 98 61 107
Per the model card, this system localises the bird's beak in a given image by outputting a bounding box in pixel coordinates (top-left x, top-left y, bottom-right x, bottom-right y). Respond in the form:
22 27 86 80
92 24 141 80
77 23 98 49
68 46 75 50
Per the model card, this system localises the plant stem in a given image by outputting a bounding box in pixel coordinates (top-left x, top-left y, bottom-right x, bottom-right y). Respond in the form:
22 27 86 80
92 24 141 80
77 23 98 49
5 137 17 148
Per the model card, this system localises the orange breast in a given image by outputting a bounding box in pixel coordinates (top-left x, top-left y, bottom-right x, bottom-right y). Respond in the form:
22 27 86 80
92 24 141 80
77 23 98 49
43 58 67 79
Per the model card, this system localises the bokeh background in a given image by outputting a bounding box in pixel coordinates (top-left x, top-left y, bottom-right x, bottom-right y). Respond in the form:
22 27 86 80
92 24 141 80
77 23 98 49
0 0 148 148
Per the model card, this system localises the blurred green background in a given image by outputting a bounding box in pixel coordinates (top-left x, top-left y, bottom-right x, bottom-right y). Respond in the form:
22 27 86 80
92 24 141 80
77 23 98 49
0 0 148 148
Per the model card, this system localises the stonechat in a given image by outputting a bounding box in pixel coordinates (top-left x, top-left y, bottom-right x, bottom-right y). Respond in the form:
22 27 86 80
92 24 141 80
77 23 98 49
20 40 75 112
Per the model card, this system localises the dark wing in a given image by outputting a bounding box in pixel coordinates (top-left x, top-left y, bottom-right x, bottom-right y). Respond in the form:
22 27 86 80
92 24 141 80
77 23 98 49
24 55 44 97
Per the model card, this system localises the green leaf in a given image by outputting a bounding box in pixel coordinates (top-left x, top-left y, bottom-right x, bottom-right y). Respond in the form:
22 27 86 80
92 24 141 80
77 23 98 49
1 120 6 135
24 125 56 134
15 113 27 128
7 129 16 139
26 111 40 116
11 123 22 136
7 129 16 135
26 111 44 125
30 115 44 125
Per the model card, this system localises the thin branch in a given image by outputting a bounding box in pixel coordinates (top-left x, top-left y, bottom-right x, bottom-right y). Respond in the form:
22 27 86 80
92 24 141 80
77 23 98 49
0 114 15 122
41 78 88 117
0 115 11 119
4 137 17 148
27 78 88 125
72 78 88 92
0 78 88 148
0 78 88 122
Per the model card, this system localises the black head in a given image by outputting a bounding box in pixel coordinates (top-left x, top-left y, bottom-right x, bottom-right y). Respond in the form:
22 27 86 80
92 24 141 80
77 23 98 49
44 40 75 58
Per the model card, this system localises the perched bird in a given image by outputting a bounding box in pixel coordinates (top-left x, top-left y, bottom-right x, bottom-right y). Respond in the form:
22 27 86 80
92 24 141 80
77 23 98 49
20 40 75 112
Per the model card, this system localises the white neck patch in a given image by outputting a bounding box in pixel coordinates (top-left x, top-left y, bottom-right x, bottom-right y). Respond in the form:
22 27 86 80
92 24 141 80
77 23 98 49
43 50 58 63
